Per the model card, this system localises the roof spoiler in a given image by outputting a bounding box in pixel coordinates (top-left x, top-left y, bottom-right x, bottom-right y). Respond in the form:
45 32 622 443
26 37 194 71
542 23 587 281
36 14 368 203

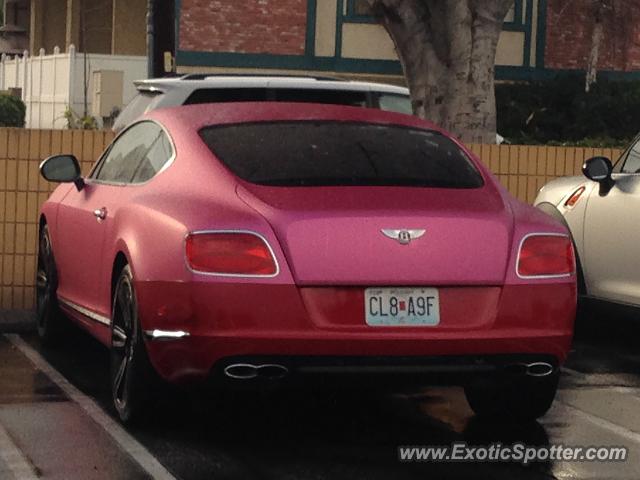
133 80 166 93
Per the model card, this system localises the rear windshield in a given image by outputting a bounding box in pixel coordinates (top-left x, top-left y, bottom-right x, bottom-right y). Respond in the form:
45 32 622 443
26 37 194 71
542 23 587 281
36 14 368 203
185 88 368 107
200 122 484 188
272 88 367 107
184 88 269 104
113 90 163 132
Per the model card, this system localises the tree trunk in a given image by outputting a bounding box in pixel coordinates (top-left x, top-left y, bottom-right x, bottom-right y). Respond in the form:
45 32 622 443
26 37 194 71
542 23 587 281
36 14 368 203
585 1 606 93
369 0 514 143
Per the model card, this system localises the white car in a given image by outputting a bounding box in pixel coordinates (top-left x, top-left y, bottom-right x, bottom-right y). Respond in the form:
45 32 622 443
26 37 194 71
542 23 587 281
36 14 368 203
534 141 640 308
113 74 413 132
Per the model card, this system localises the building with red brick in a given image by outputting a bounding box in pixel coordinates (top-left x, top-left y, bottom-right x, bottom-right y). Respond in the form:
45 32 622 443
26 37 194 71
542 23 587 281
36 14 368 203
10 1 640 83
174 0 640 82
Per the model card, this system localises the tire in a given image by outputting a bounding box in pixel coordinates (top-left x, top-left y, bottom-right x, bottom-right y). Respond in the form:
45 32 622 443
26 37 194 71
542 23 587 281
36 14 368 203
464 371 560 422
36 224 66 345
110 265 159 424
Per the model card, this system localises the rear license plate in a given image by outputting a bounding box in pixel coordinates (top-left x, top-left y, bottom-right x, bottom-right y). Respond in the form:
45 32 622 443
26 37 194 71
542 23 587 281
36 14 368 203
365 288 440 326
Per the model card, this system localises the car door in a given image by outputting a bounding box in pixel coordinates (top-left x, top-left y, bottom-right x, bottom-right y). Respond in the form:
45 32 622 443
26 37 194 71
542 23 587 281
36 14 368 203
582 139 640 305
55 122 166 321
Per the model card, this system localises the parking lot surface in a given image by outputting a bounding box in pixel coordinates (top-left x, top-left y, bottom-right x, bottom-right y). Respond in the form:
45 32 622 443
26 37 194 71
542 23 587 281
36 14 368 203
0 311 638 480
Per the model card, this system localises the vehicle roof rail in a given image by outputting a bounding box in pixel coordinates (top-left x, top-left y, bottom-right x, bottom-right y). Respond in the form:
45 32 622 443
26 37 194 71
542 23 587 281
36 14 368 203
179 73 346 81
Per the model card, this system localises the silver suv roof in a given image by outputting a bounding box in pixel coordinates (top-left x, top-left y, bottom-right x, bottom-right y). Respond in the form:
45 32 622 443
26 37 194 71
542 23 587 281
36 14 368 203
113 74 412 132
134 74 410 95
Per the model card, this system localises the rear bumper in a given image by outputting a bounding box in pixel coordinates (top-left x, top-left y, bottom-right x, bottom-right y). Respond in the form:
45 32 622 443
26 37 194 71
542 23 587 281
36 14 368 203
206 355 558 389
137 281 576 385
208 353 559 389
145 332 571 384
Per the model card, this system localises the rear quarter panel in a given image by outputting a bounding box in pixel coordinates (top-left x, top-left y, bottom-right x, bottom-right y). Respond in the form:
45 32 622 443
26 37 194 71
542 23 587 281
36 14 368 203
102 120 294 334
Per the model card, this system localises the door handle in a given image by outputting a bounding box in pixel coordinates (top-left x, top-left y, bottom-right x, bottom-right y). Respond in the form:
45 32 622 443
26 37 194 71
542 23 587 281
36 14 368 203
93 207 107 221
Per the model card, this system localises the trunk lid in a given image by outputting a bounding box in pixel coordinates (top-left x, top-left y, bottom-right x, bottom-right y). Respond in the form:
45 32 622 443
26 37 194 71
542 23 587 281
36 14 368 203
237 184 512 286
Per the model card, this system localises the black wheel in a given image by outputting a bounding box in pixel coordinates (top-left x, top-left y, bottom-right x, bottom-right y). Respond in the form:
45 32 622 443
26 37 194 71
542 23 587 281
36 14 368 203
110 265 158 424
464 372 560 422
36 224 66 345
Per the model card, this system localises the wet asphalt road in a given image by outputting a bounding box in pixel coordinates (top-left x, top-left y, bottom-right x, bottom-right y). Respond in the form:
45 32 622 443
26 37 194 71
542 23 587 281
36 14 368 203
0 309 639 480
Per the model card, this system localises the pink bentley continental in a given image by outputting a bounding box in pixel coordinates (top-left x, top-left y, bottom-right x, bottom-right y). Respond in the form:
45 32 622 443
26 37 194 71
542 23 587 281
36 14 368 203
38 103 576 424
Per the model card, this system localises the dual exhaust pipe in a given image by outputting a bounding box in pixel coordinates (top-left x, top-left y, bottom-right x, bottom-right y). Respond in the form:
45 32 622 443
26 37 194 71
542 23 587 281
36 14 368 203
223 361 555 379
224 363 289 380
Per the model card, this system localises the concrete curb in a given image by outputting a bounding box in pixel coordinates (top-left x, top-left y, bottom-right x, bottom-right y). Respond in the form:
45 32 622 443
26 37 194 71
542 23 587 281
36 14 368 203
0 310 36 334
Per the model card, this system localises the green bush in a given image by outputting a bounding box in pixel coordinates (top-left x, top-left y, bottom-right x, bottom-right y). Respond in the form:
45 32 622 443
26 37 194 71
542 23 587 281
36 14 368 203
63 107 98 130
0 94 25 127
496 75 640 147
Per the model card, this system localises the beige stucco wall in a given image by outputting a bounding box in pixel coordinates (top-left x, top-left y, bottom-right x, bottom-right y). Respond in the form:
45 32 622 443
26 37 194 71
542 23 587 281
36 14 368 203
341 23 397 60
338 24 529 67
82 0 113 54
30 0 145 56
310 0 538 68
496 31 526 67
112 0 147 56
44 1 67 53
30 0 67 54
314 0 337 57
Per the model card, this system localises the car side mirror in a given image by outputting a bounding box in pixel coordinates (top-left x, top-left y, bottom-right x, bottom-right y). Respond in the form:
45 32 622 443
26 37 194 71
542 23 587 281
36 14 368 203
40 154 85 191
582 156 614 195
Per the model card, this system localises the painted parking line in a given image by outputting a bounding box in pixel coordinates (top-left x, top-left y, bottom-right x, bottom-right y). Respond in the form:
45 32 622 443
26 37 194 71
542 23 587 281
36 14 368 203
559 367 640 444
0 421 38 480
4 334 178 480
558 401 640 445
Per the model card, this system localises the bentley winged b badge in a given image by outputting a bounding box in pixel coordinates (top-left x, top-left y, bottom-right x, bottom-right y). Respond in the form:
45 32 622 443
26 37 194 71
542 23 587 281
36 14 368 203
381 229 426 245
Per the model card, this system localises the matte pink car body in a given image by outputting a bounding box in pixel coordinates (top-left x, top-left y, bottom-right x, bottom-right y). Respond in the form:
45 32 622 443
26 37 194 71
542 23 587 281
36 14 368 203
40 103 576 385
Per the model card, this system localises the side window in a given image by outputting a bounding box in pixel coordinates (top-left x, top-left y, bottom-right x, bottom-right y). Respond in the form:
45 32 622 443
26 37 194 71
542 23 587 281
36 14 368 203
377 93 413 115
132 130 174 183
92 122 163 183
621 140 640 174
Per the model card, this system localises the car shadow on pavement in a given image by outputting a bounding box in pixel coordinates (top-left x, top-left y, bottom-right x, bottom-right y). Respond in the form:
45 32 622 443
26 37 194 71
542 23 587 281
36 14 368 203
26 323 556 480
568 300 640 377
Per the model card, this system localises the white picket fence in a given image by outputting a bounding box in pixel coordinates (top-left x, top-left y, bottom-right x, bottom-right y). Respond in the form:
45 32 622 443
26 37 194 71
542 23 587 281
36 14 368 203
0 45 146 129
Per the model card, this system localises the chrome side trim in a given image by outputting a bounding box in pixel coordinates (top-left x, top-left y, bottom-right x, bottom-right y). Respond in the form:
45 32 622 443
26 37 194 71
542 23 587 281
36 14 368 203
143 329 190 341
58 297 111 326
184 229 281 278
516 232 575 280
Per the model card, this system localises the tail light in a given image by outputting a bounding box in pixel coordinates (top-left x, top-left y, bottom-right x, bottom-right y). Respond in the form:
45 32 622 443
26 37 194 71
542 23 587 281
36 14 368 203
186 231 278 276
517 234 575 278
564 186 586 208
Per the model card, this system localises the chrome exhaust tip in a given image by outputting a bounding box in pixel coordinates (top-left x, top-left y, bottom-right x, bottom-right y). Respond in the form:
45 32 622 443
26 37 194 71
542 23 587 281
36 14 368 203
223 363 289 380
525 362 555 377
224 364 259 380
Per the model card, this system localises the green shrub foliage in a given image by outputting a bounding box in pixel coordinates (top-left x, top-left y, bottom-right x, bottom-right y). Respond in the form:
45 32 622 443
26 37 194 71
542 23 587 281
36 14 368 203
496 75 640 146
0 94 26 128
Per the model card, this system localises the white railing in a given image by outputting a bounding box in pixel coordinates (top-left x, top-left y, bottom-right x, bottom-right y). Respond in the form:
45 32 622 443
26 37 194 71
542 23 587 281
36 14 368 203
0 45 146 129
